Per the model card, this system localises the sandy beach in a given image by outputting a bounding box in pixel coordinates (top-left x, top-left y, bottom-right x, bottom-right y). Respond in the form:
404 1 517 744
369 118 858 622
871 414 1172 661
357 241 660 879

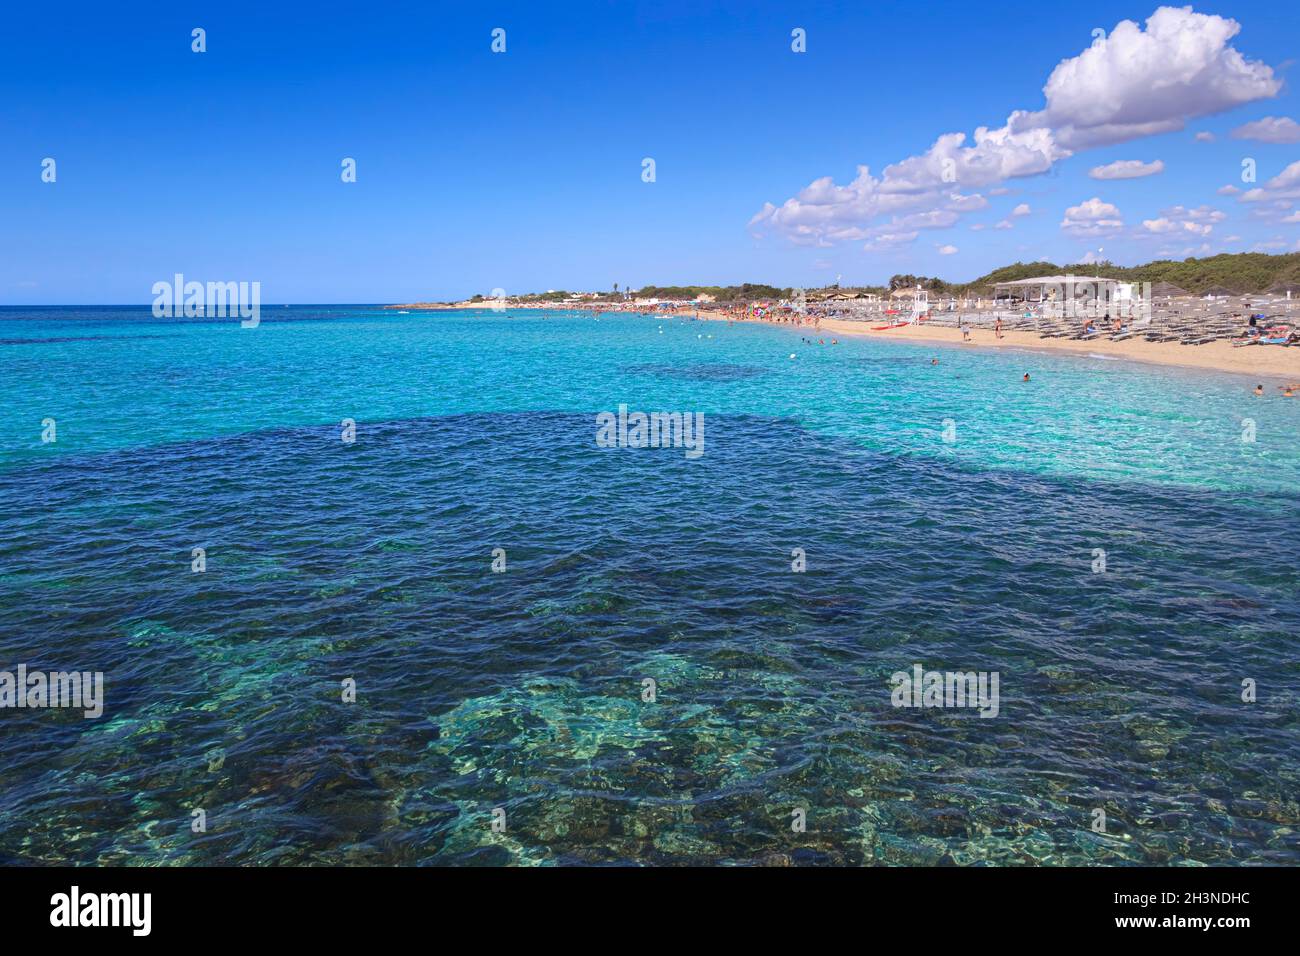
690 310 1300 381
809 317 1300 379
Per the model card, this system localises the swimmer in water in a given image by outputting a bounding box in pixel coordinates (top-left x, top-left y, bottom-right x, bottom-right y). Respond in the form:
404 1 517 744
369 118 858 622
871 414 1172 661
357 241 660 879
1281 384 1297 397
1254 385 1264 396
1023 373 1031 382
931 358 939 365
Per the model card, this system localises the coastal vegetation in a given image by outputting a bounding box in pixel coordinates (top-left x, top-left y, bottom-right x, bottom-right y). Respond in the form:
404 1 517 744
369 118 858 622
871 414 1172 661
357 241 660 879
888 252 1300 297
444 253 1300 307
630 283 793 302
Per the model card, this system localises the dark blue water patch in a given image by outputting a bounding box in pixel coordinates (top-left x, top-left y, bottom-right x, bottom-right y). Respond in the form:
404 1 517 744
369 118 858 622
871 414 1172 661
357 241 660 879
621 363 770 382
0 412 1296 865
843 354 949 368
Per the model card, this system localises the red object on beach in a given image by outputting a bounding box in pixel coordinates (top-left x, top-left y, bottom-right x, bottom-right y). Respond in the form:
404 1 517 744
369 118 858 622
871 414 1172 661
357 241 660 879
871 321 909 331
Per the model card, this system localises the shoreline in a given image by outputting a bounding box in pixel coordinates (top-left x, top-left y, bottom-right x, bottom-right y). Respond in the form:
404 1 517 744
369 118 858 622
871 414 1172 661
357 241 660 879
387 302 1300 381
695 310 1300 382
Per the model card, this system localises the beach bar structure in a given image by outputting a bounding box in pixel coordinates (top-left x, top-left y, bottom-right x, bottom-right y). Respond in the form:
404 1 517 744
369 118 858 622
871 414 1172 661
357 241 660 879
992 275 1132 316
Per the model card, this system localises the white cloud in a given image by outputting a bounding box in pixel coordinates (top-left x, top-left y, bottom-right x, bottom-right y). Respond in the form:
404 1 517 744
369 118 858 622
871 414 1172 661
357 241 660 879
1217 184 1241 195
1013 7 1280 149
861 231 919 252
937 244 959 255
1231 116 1300 143
1089 159 1165 179
995 219 1014 230
1195 131 1216 142
751 6 1280 247
1163 204 1226 223
1061 197 1124 237
1239 160 1300 203
1011 203 1031 216
746 168 990 247
1139 204 1223 238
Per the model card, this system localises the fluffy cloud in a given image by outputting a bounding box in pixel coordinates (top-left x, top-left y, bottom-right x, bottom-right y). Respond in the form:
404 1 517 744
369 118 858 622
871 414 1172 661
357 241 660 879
937 244 959 255
1239 160 1300 203
1141 218 1178 233
1061 198 1124 237
861 231 919 252
1016 7 1280 149
1217 184 1241 195
751 6 1280 246
1143 218 1212 236
1162 204 1226 223
1089 159 1165 179
1195 131 1216 142
1011 203 1031 216
1139 204 1224 237
746 166 990 247
1231 116 1300 143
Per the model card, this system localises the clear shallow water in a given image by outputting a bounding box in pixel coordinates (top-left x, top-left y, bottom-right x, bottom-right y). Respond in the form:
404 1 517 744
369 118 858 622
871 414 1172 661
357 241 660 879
1 306 1297 865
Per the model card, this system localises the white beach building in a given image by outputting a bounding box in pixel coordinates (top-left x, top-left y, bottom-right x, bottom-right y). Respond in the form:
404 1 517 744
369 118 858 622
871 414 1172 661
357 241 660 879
992 275 1131 317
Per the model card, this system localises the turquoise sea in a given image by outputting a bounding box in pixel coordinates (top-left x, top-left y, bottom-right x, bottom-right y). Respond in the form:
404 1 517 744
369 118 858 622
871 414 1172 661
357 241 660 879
1 305 1297 865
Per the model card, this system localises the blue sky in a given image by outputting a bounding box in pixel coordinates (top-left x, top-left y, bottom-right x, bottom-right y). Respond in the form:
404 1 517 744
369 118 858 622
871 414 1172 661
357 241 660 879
1 0 1297 303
